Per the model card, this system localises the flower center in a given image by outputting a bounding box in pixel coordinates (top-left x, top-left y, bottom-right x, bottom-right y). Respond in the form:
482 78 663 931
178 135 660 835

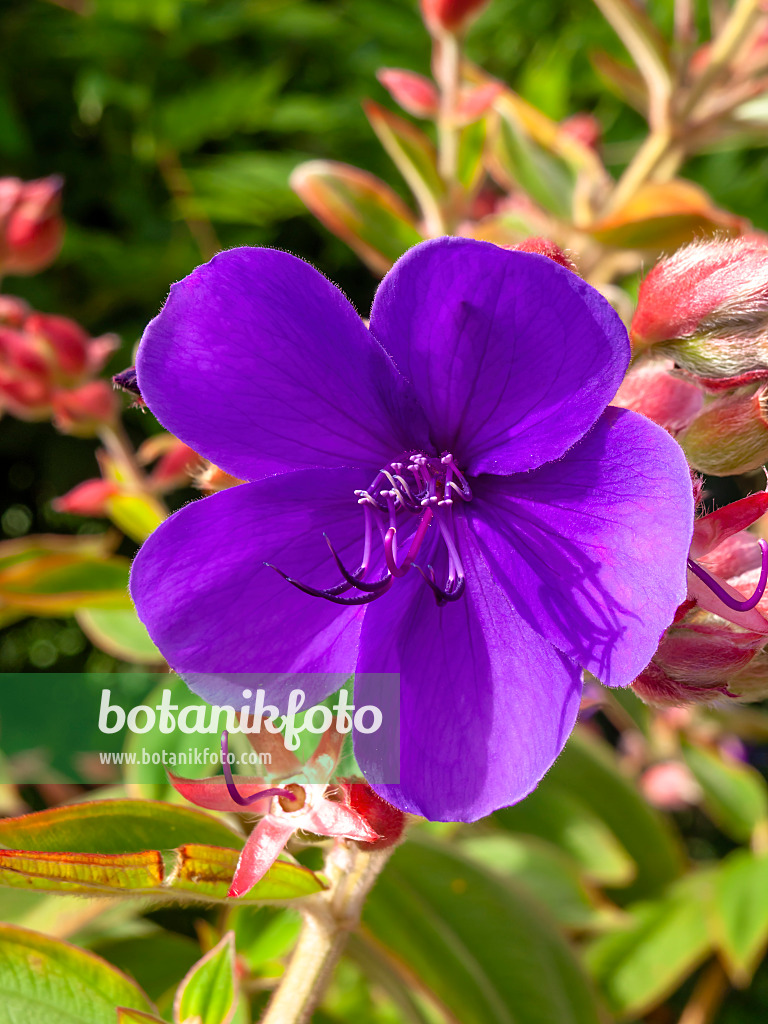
271 452 472 607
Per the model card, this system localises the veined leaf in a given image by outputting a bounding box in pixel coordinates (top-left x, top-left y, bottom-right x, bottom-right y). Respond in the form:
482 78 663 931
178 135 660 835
364 836 603 1024
0 923 156 1023
0 849 164 896
0 798 244 855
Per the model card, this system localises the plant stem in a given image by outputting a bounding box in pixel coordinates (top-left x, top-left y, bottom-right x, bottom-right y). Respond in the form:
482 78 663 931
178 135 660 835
435 30 461 185
259 843 393 1024
678 960 730 1024
99 422 169 515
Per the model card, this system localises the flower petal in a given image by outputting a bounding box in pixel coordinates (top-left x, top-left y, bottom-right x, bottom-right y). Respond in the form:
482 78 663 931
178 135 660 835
228 817 296 898
354 527 583 822
369 237 629 475
469 406 693 687
306 799 380 842
130 468 370 706
137 247 430 482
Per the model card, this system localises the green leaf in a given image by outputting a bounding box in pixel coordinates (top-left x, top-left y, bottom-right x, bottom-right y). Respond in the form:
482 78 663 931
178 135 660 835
0 923 156 1023
231 906 301 974
174 932 237 1024
0 798 244 855
548 728 685 899
364 836 603 1024
363 100 444 230
117 1011 167 1024
76 606 164 665
457 118 488 193
459 834 619 931
185 152 304 226
104 493 165 544
682 740 768 842
585 872 714 1018
494 783 635 888
168 844 325 902
291 159 423 275
710 849 768 985
489 105 574 218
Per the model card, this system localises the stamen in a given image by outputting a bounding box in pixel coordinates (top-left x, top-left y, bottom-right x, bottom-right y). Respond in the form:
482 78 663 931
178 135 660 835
687 538 768 612
220 731 296 807
266 564 394 604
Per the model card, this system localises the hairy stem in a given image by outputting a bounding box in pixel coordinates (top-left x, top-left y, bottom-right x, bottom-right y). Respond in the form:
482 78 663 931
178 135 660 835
259 843 393 1024
435 29 461 184
683 0 763 118
678 960 729 1024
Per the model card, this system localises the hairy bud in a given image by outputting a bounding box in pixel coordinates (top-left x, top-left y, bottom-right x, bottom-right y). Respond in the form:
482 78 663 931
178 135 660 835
338 781 406 848
0 175 64 276
612 359 703 434
680 385 768 475
630 237 768 386
52 380 118 436
510 237 577 272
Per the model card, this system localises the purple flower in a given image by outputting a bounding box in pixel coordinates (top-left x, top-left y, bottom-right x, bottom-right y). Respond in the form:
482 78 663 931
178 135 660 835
131 237 693 822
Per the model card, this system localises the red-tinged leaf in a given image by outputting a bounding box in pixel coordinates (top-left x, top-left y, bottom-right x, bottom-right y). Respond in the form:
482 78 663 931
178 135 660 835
376 68 438 119
0 549 133 614
169 843 326 902
0 848 164 895
588 180 747 249
290 159 423 275
174 932 237 1024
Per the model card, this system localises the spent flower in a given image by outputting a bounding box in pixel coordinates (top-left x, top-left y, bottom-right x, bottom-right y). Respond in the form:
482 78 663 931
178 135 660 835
131 238 693 821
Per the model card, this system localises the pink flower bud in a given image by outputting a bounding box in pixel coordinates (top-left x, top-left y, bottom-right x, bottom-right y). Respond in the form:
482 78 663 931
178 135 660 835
52 380 118 436
376 69 439 118
0 175 64 276
640 761 701 810
52 479 119 517
630 237 768 385
420 0 489 34
612 359 703 434
0 295 30 327
680 384 768 475
455 82 504 121
510 237 577 272
137 433 200 492
559 112 601 151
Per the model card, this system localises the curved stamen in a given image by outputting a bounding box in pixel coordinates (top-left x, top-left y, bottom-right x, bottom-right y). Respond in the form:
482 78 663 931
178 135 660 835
220 731 296 807
324 535 392 593
267 564 394 604
687 538 768 612
418 564 466 605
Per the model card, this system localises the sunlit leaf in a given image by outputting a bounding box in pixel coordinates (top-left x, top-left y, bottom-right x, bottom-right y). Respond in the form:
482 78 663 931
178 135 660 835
76 606 164 665
682 741 768 843
709 848 768 985
0 923 156 1023
291 159 423 275
0 798 244 855
587 180 746 250
585 871 714 1018
364 836 603 1024
168 844 325 902
174 932 237 1024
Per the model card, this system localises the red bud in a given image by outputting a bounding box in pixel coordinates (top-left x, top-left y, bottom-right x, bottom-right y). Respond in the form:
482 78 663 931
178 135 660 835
511 237 577 272
0 175 64 276
52 380 118 436
338 781 406 848
420 0 490 34
377 69 439 118
52 479 119 517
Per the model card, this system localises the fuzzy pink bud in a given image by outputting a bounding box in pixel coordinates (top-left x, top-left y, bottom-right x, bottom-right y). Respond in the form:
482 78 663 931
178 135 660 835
511 237 577 272
559 112 601 151
680 384 768 475
376 69 439 118
631 237 768 385
0 175 64 276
